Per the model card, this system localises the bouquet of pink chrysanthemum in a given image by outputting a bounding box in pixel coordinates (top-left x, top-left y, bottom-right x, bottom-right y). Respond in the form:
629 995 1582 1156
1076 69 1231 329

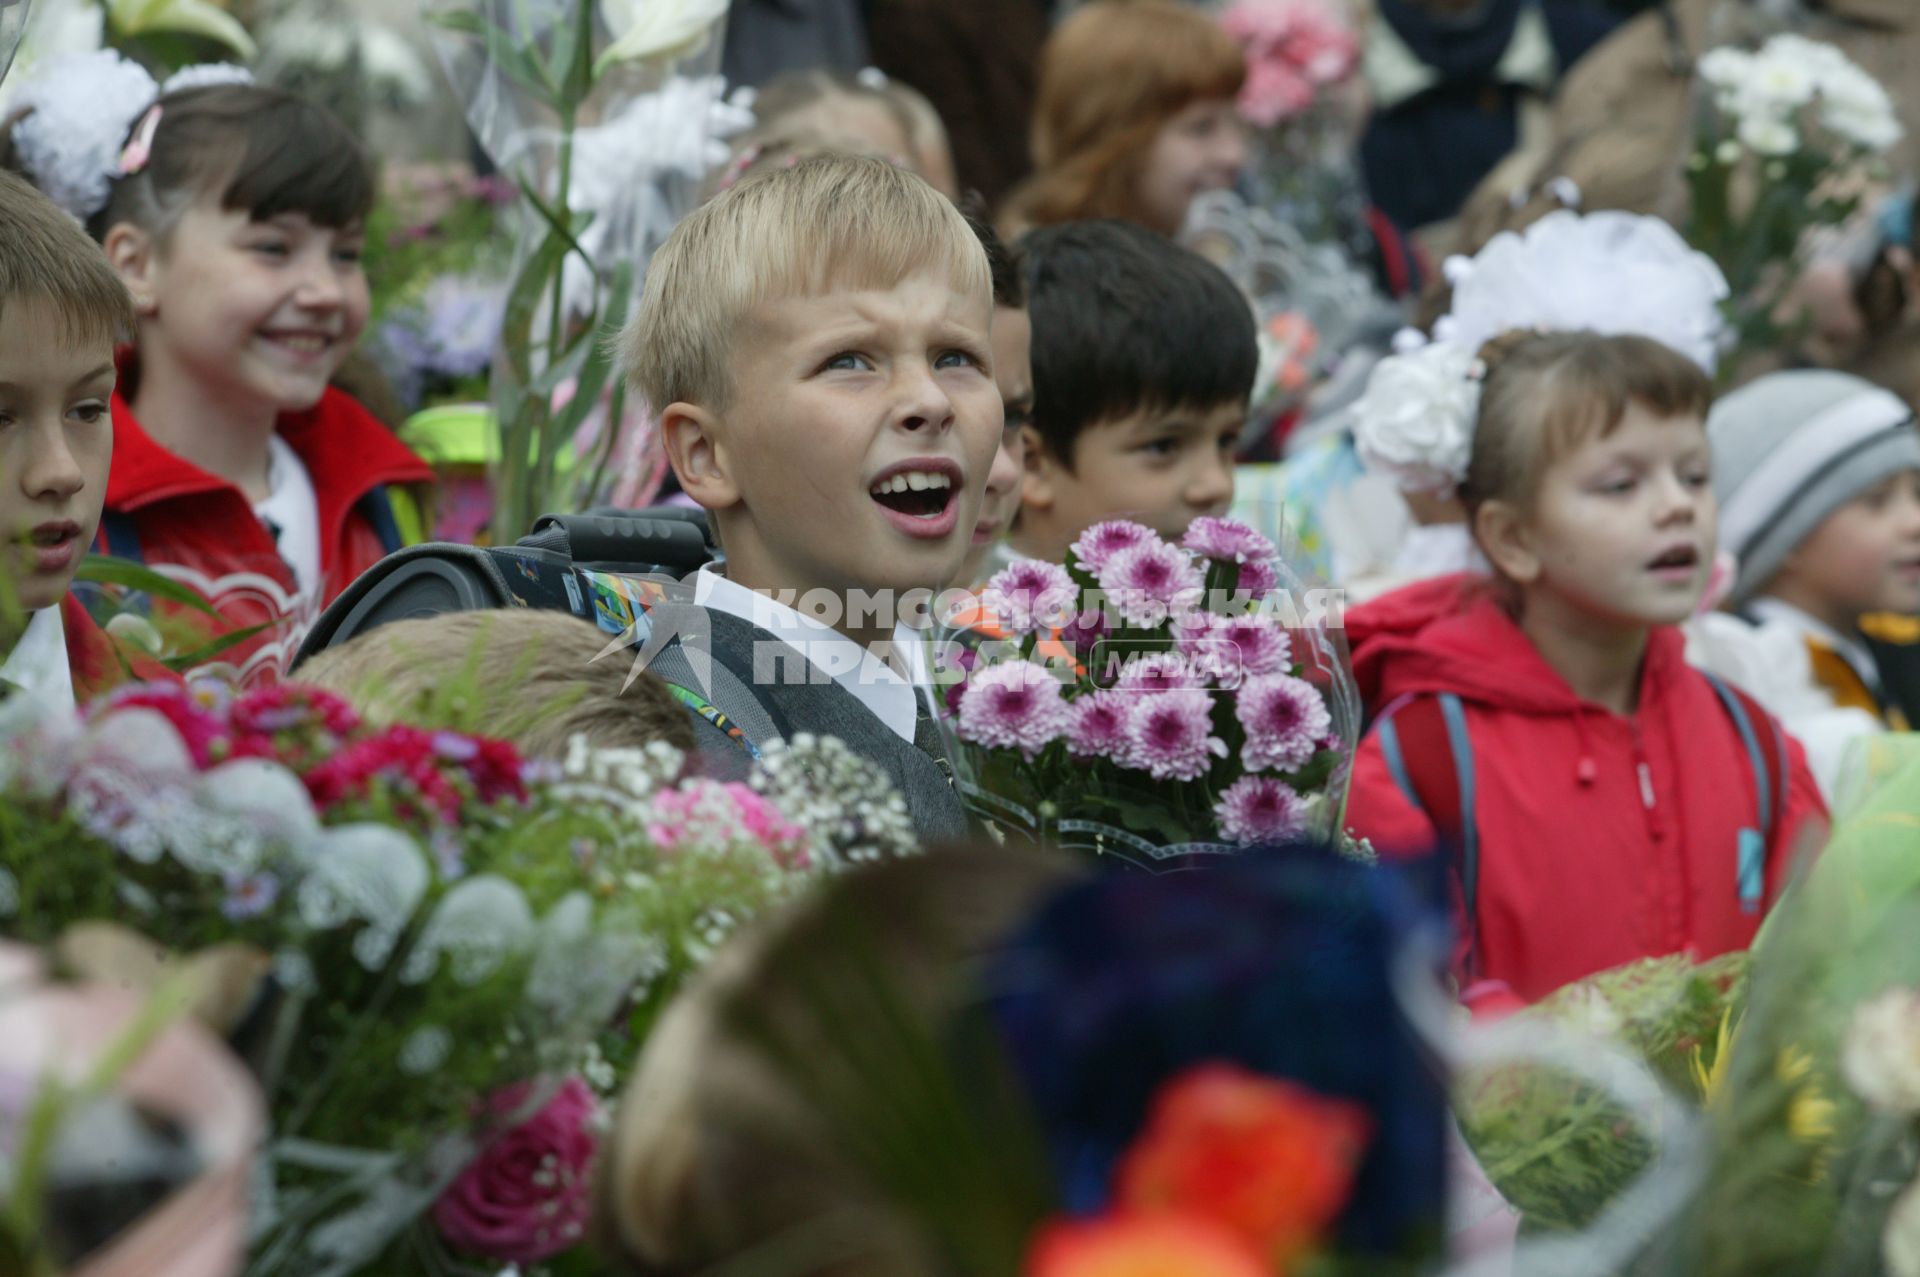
931 517 1360 867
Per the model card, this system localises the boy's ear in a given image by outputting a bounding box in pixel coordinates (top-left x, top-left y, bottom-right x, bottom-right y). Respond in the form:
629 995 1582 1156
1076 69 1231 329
659 402 740 512
101 222 159 315
1472 499 1541 586
1018 423 1055 512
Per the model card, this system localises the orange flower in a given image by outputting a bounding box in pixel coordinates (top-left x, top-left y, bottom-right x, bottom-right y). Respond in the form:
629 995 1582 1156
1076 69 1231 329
1115 1064 1372 1267
1026 1213 1269 1277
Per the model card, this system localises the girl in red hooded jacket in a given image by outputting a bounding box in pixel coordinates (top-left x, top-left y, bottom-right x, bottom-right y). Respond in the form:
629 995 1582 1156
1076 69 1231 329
1345 331 1827 1006
5 64 432 688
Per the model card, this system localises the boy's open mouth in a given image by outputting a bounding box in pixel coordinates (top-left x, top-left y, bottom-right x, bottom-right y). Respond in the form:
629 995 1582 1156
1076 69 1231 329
869 469 955 520
1646 545 1699 572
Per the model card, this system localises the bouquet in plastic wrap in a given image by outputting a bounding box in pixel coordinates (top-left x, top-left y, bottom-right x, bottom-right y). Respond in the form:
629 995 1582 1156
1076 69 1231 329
1629 734 1920 1277
420 0 752 538
0 681 920 1274
928 516 1362 868
1454 951 1748 1233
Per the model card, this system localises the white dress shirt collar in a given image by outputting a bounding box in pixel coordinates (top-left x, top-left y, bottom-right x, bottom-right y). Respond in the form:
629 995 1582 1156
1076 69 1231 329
694 566 919 744
1 606 75 712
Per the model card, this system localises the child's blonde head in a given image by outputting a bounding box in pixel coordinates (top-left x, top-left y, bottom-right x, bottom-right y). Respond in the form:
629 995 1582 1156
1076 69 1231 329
1017 0 1245 229
1462 330 1713 519
596 844 1073 1276
0 170 134 347
294 609 697 758
620 153 990 417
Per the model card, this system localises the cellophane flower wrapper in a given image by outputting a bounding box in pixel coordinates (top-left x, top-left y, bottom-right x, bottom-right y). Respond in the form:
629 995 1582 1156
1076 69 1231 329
1626 734 1920 1277
926 517 1362 869
0 0 31 87
0 683 918 1275
420 0 747 534
1452 951 1748 1233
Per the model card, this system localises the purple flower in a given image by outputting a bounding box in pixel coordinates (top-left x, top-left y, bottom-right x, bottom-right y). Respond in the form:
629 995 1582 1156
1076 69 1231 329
1177 613 1293 682
1123 689 1228 781
1238 558 1281 600
1214 775 1310 843
432 730 481 762
1096 541 1204 628
983 560 1079 635
1182 516 1277 565
957 661 1068 757
1112 651 1207 694
1067 691 1132 760
221 870 280 921
1070 520 1157 573
1236 673 1332 773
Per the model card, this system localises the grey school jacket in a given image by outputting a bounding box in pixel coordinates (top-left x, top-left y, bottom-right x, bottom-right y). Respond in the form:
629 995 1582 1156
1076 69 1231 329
647 602 972 845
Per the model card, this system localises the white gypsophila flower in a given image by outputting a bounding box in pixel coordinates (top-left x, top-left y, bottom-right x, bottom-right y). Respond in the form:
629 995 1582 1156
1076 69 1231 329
296 824 430 969
274 947 317 994
1841 989 1920 1115
1889 1178 1920 1277
1350 341 1481 493
401 875 536 986
749 734 919 866
597 0 727 68
398 1026 453 1076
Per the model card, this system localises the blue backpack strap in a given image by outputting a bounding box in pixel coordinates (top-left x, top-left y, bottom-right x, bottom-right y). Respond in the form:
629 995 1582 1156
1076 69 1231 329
1374 691 1482 973
356 485 406 556
1704 672 1785 915
76 511 152 618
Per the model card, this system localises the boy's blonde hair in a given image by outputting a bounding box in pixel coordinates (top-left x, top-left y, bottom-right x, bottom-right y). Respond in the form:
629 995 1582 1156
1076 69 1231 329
295 610 697 759
596 843 1073 1275
0 169 134 347
619 153 990 416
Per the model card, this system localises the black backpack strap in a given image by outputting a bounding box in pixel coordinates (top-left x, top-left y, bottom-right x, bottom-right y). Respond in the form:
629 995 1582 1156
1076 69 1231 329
356 485 407 556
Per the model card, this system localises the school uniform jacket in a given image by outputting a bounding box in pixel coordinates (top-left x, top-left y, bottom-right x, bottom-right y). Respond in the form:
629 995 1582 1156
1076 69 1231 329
94 383 432 687
1343 574 1827 1004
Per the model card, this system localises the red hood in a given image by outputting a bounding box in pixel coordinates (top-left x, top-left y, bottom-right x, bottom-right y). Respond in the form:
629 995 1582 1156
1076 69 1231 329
1347 572 1687 717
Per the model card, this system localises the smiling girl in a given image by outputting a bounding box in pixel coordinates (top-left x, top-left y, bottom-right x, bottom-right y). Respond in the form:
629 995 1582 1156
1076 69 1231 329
1002 0 1248 239
1342 331 1827 1005
3 53 431 686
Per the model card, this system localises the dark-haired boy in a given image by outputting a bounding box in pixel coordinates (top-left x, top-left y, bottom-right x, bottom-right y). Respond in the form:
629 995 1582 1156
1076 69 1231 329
1010 218 1258 562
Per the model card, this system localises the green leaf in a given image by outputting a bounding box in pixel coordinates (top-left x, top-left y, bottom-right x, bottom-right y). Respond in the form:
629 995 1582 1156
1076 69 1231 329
161 621 280 673
109 0 256 55
75 555 222 618
426 8 487 35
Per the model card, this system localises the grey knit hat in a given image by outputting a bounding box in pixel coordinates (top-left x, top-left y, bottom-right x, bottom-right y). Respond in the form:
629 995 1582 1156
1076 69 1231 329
1710 370 1920 606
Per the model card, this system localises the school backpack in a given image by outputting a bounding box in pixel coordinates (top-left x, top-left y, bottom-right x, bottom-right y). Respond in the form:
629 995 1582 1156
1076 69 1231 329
1369 674 1789 979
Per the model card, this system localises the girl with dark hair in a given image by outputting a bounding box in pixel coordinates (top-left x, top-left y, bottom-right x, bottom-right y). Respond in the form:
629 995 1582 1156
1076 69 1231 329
3 52 431 686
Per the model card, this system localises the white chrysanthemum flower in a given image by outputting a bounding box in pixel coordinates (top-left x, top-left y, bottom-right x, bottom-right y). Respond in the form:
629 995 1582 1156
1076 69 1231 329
297 824 429 969
402 875 536 986
1737 111 1799 158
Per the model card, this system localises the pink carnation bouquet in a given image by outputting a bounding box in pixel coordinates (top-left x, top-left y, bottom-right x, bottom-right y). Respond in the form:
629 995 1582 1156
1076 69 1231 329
932 517 1361 867
0 679 920 1274
1220 0 1360 129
